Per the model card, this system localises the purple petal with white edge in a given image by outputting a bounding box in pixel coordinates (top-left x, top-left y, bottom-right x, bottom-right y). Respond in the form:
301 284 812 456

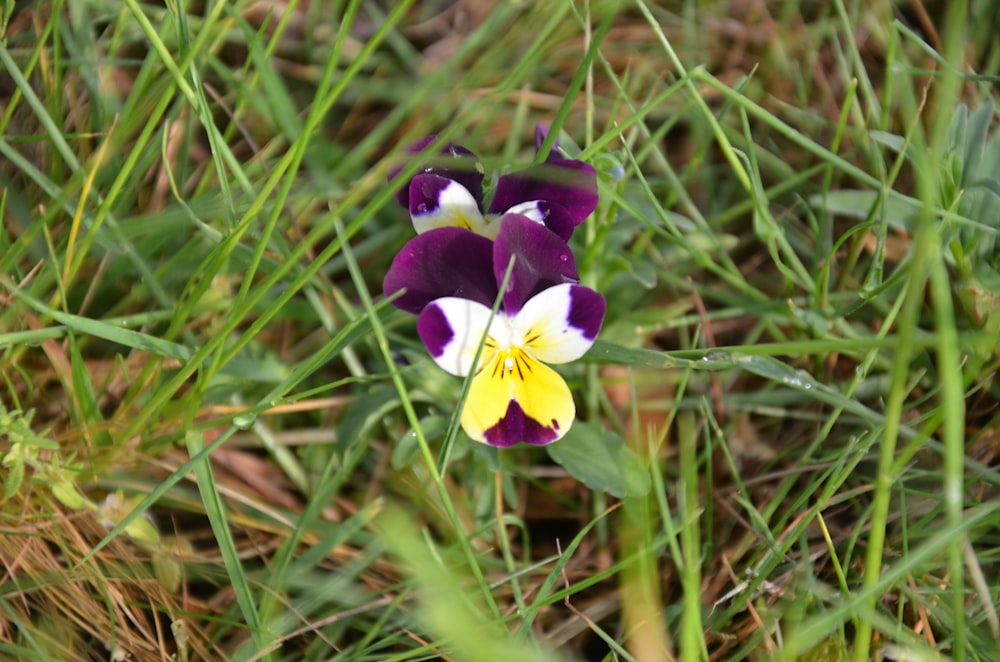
566 284 606 340
417 297 501 377
389 135 484 209
483 400 562 447
501 200 546 226
511 283 605 364
383 228 497 314
501 200 577 241
488 160 598 224
409 174 489 235
492 214 578 315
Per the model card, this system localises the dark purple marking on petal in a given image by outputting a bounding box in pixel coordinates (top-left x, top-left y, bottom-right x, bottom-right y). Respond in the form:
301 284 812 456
416 303 454 358
489 160 598 224
482 400 560 447
408 173 453 217
383 228 497 314
388 135 484 209
493 214 578 315
567 286 606 341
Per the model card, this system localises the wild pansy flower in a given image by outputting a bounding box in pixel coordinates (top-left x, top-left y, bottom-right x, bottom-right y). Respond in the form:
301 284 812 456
389 135 598 241
383 215 605 446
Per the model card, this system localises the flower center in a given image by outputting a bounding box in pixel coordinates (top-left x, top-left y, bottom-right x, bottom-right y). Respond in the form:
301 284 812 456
487 346 533 382
441 207 475 231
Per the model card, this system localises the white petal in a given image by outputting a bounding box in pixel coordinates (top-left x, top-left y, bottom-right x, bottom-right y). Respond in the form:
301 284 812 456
510 284 604 364
417 297 511 377
503 200 546 225
411 179 489 235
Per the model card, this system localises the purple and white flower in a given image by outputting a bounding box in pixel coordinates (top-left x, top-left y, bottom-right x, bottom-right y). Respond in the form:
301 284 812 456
383 215 605 447
389 135 598 241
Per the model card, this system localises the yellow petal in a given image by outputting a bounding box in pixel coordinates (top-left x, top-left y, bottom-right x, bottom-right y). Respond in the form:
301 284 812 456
460 347 575 447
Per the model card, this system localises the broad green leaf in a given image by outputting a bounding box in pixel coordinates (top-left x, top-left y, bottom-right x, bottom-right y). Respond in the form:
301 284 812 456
868 129 906 154
50 479 88 510
153 551 183 594
547 421 650 498
469 435 501 472
3 460 24 499
212 351 290 384
808 189 917 231
962 102 993 185
610 254 658 289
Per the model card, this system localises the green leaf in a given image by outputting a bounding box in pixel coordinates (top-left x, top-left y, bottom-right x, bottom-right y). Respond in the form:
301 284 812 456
3 460 24 499
808 189 918 231
211 349 290 384
68 334 113 447
153 551 183 594
547 421 651 498
184 430 264 640
13 289 193 361
610 254 658 289
50 479 88 510
584 340 734 371
124 515 162 546
960 101 993 187
393 415 448 469
584 340 674 368
469 436 501 472
337 386 400 451
868 129 906 154
0 409 59 450
732 354 906 437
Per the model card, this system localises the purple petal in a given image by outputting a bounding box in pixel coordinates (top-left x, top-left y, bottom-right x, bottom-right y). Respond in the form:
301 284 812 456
416 297 496 377
409 174 488 235
409 173 453 215
502 200 577 241
416 303 454 360
493 214 578 315
534 123 562 162
388 135 484 210
488 160 598 225
483 400 561 447
567 285 605 341
534 124 548 152
383 228 498 314
404 135 439 153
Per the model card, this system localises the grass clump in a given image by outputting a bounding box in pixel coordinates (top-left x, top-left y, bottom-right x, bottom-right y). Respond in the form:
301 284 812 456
1 1 999 661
